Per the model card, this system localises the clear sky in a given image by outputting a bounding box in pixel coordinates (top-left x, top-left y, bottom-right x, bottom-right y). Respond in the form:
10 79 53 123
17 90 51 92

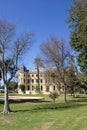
0 0 73 70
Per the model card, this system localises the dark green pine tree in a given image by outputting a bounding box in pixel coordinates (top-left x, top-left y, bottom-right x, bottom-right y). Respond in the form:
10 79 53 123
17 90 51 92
67 56 79 97
67 64 79 97
67 0 87 73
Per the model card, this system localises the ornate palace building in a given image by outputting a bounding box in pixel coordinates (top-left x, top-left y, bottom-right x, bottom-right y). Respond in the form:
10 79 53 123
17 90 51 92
18 65 57 94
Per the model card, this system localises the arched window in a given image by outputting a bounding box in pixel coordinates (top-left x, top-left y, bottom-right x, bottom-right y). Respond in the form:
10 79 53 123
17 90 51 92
41 86 43 91
41 79 43 83
53 86 55 90
27 86 30 90
27 79 30 83
46 86 49 92
32 86 34 90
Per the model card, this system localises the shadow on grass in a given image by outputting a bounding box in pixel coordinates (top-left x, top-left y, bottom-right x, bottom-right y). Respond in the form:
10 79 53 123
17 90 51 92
9 99 50 104
0 98 50 105
13 103 87 114
13 97 87 113
0 96 87 113
73 97 87 102
0 100 4 104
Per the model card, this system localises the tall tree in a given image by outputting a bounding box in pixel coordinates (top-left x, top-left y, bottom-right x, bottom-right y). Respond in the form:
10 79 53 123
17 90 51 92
34 57 42 93
79 73 87 94
40 36 70 103
0 19 33 113
67 56 79 97
67 0 87 72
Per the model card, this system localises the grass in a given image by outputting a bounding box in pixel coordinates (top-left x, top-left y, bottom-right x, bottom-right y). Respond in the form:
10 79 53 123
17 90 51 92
0 94 87 130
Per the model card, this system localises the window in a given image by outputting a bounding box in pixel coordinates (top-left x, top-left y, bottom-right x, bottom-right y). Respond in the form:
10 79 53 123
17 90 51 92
28 74 30 77
32 79 34 83
27 79 30 83
41 86 43 91
46 86 49 92
41 79 43 83
27 86 30 90
32 86 34 90
32 74 34 77
24 79 25 83
36 79 38 83
53 86 55 90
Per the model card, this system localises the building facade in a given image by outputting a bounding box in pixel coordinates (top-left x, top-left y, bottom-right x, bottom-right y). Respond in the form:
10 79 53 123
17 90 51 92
18 65 57 94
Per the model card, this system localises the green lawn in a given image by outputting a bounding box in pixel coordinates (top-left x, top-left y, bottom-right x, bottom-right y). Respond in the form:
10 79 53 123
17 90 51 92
0 94 87 130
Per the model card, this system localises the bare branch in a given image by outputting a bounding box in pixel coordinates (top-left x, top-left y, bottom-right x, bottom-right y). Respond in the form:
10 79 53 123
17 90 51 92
40 36 71 103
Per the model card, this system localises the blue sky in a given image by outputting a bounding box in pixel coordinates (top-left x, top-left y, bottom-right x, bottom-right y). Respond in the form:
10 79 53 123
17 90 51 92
0 0 72 70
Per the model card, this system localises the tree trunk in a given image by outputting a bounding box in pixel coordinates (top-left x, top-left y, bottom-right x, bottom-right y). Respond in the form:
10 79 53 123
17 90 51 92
3 84 11 113
73 87 77 98
37 67 40 93
64 85 67 103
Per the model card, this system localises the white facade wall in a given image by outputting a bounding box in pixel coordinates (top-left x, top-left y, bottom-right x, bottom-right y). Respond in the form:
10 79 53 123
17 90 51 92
18 71 57 94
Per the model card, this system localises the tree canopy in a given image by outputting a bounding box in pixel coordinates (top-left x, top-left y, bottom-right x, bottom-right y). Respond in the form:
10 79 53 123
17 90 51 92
40 36 70 103
67 0 87 72
0 19 33 113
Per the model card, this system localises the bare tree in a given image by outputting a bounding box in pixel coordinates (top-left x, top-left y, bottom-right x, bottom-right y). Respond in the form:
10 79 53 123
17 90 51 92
40 36 70 103
0 19 33 113
44 68 62 94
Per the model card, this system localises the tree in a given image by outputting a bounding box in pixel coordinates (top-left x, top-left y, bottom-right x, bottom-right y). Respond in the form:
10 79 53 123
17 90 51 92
67 56 79 97
44 69 61 94
79 73 87 94
9 81 18 90
34 57 42 93
49 91 59 103
40 36 70 103
0 19 33 113
19 84 25 93
67 0 87 73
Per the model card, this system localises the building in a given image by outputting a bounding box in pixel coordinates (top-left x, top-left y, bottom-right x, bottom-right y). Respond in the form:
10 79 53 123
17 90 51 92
18 65 57 94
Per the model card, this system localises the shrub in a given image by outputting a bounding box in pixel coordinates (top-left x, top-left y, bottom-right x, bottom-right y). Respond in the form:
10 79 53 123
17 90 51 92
49 91 59 102
19 84 25 93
